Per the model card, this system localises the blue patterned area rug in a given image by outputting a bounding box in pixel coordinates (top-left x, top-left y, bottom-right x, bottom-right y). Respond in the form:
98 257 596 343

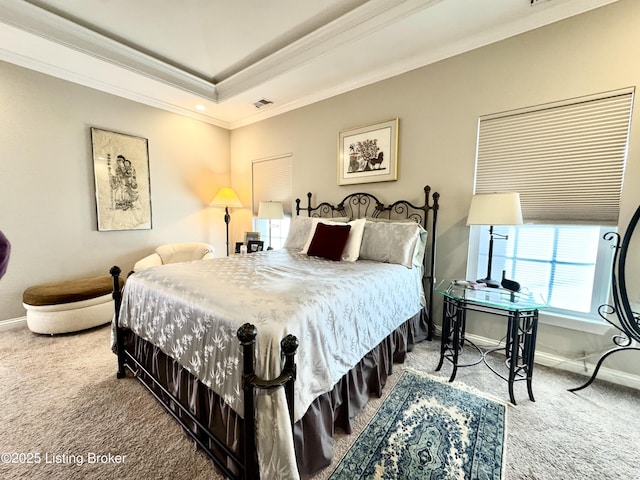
328 369 507 480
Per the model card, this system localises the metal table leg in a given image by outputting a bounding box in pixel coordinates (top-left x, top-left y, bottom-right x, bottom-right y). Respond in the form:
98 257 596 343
507 311 519 405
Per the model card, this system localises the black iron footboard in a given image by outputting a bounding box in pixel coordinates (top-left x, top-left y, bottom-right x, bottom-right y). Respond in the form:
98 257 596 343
110 266 298 480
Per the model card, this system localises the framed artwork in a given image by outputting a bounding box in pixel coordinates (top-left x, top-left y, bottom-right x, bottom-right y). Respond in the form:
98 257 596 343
235 242 245 254
245 231 261 243
338 118 398 185
91 127 152 231
247 240 264 253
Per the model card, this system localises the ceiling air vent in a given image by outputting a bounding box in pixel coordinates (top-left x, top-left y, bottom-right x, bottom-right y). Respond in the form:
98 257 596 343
253 98 273 109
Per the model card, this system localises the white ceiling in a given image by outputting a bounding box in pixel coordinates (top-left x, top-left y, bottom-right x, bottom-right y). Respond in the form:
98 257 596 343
0 0 619 129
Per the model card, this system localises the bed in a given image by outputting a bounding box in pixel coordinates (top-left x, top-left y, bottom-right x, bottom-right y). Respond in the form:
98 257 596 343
111 186 439 480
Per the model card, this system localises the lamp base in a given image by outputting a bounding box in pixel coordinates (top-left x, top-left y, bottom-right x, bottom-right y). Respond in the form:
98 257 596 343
477 277 500 288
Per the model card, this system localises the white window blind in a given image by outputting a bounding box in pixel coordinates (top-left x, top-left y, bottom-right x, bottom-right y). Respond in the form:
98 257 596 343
252 154 293 215
475 88 634 225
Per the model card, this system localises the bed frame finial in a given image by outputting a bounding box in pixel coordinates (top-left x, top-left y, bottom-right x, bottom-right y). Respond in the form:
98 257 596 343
237 323 258 345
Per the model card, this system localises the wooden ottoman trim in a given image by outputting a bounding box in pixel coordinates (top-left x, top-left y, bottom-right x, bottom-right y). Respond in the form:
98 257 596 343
24 293 114 334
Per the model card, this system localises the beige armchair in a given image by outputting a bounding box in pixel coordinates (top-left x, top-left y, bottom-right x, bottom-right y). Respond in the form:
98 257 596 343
133 242 215 271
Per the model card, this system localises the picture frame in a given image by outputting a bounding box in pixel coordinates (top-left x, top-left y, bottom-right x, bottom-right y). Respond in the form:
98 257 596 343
338 118 398 185
247 240 264 253
235 242 245 254
91 127 152 231
245 231 261 243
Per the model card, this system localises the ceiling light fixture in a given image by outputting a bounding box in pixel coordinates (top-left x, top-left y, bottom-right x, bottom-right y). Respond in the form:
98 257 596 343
195 104 206 111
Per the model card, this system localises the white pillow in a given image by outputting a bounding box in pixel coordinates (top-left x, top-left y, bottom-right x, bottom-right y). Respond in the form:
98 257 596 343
301 218 366 262
359 221 427 268
284 216 350 250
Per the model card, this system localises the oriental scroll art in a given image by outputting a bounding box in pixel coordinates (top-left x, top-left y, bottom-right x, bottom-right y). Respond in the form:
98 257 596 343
338 118 398 185
91 128 152 231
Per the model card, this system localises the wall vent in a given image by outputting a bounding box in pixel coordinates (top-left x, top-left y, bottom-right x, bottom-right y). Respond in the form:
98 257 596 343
253 98 273 109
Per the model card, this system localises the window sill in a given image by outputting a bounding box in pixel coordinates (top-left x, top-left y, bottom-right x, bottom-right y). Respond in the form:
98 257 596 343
539 310 613 335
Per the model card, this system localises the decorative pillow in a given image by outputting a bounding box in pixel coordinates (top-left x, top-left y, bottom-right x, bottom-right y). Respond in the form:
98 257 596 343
412 226 428 269
307 223 352 261
365 216 418 224
359 221 427 268
284 216 349 250
283 217 314 250
340 218 366 262
301 217 365 262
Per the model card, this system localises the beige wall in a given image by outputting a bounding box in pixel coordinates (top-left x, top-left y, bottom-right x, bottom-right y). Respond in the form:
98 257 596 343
0 62 231 319
231 0 640 377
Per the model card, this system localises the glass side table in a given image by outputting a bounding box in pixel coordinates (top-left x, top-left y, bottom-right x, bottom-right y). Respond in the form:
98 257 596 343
435 279 548 405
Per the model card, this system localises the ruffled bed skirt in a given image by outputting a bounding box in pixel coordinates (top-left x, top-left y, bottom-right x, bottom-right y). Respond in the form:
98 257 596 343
121 307 430 477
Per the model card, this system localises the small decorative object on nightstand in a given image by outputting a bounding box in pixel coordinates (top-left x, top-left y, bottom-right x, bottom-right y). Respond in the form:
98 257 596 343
247 240 264 253
501 270 521 292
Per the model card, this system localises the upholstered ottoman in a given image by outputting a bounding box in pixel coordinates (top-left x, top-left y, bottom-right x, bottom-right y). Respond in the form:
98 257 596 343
23 275 123 334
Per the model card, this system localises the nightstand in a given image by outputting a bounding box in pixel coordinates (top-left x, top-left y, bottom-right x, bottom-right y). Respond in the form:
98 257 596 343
435 279 548 404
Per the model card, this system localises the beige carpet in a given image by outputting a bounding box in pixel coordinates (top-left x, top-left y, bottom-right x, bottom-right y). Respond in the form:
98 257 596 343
0 324 638 480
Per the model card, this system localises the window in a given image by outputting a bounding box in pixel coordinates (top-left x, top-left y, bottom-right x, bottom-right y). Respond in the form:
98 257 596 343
469 88 633 324
255 216 291 250
468 224 615 321
252 154 293 249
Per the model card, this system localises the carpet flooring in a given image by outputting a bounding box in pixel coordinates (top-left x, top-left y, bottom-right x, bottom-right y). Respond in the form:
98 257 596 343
0 324 638 480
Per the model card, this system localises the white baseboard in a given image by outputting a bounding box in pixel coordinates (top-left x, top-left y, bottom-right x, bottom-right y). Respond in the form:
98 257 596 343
464 332 640 391
0 316 27 332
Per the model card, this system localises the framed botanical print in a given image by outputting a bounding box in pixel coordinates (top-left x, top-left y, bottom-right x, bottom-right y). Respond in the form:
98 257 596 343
338 118 398 185
91 128 152 231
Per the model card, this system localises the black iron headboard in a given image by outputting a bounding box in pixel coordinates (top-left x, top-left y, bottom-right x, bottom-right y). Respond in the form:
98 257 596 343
295 185 439 339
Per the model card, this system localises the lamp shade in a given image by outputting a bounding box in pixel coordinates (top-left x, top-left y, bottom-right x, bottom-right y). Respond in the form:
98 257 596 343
466 192 523 226
210 187 242 208
257 201 284 220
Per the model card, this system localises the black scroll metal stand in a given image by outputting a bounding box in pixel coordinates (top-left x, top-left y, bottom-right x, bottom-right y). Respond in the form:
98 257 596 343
568 205 640 393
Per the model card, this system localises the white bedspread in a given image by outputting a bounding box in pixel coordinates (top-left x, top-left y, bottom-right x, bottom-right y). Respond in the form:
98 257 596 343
117 248 424 479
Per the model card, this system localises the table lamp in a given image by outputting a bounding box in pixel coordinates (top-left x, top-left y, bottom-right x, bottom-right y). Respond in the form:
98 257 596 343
210 187 242 256
466 192 523 288
257 201 284 250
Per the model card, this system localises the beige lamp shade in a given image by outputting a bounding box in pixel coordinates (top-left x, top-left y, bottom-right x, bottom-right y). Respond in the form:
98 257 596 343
210 187 242 208
466 192 523 226
257 201 284 220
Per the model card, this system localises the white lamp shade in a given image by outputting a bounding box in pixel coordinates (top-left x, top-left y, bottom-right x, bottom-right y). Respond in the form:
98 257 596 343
466 192 523 226
210 187 242 208
257 201 284 219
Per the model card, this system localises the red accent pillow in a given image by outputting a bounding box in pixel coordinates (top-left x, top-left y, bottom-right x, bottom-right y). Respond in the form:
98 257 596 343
307 223 352 261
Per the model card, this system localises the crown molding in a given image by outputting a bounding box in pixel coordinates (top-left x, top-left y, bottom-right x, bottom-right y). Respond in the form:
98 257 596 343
0 0 620 129
215 0 441 102
0 0 217 100
0 0 440 105
0 30 230 129
229 0 621 129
